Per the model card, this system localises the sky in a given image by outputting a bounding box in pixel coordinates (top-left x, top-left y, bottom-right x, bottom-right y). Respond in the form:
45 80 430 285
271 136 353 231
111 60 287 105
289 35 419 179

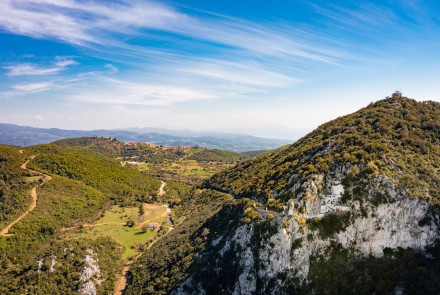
1 0 440 140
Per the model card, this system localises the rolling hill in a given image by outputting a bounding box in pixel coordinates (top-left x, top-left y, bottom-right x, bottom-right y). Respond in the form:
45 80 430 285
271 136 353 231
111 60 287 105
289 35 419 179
127 96 440 294
0 123 290 152
1 95 439 294
0 143 162 294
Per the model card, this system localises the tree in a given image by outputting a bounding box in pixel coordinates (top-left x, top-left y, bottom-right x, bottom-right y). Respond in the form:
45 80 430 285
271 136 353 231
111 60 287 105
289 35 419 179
126 218 135 227
139 204 145 216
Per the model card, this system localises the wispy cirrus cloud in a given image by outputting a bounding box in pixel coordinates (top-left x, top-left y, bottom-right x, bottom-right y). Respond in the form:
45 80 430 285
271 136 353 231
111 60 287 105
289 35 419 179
70 78 215 107
12 81 53 93
4 57 76 76
175 59 299 87
0 0 344 63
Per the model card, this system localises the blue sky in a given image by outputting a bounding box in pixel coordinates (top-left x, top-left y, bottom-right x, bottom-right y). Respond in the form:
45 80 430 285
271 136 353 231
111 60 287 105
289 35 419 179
1 0 439 139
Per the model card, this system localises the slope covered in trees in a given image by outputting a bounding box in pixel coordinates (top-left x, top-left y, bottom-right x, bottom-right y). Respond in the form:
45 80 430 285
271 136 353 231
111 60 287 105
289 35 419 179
0 144 163 294
205 97 440 203
55 137 246 163
0 145 33 228
27 144 161 204
125 96 440 294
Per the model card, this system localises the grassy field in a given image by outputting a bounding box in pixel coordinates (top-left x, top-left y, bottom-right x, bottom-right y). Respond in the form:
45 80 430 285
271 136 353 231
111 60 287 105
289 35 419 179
24 175 43 183
135 159 235 184
74 204 169 259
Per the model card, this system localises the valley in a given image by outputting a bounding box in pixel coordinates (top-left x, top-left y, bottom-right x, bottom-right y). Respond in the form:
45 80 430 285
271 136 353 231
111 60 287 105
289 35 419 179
2 0 439 293
0 96 439 294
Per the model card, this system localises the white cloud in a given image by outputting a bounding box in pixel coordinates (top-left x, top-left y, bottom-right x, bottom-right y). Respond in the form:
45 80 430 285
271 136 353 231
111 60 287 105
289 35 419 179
4 57 76 76
176 59 299 87
104 64 118 74
35 114 45 121
0 0 344 63
12 82 53 93
71 78 215 106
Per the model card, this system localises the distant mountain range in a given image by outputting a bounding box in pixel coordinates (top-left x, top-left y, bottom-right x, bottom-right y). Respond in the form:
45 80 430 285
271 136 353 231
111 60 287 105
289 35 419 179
0 123 291 152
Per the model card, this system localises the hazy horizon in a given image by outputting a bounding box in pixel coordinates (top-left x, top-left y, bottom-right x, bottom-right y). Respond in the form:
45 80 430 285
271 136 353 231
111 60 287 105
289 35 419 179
1 1 440 139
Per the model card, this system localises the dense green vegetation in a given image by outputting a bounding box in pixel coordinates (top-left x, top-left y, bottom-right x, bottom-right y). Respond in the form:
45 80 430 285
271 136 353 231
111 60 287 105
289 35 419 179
0 143 164 294
6 237 122 295
54 136 126 157
27 144 161 204
187 148 245 162
205 97 440 203
304 245 440 295
0 146 32 228
0 176 121 293
126 189 240 295
56 137 246 185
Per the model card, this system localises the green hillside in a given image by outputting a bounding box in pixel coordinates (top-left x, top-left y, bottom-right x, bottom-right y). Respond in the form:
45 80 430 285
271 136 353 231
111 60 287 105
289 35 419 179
0 146 32 228
27 144 161 204
55 137 248 184
125 96 440 294
54 137 245 163
205 97 440 202
54 136 126 157
0 143 162 294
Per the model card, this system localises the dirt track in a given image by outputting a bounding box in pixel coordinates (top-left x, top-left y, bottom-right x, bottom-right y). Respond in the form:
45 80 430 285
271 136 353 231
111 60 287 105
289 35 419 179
1 154 51 236
158 180 166 196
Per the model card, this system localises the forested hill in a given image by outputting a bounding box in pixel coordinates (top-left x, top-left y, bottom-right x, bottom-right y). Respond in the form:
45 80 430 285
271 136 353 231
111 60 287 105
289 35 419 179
54 137 246 163
27 144 161 202
126 96 440 295
0 143 162 293
204 96 440 202
0 123 291 151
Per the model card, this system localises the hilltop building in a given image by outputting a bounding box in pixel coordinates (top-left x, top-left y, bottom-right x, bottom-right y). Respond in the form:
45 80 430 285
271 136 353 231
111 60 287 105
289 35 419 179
392 90 402 98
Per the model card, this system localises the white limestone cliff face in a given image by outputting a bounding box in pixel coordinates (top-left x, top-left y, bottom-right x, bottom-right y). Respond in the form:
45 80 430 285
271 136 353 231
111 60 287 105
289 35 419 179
337 198 437 256
174 171 439 295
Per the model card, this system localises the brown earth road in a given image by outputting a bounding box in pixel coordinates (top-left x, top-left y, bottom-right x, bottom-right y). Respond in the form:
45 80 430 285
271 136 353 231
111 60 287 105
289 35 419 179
158 180 166 197
1 154 51 236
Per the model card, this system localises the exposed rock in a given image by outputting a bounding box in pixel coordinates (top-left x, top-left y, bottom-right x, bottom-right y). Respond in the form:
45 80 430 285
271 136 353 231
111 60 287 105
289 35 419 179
174 169 440 294
78 250 102 295
49 255 57 273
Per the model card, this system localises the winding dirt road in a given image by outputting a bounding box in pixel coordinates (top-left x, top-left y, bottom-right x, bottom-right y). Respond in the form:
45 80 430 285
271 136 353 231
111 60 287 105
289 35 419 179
1 154 51 236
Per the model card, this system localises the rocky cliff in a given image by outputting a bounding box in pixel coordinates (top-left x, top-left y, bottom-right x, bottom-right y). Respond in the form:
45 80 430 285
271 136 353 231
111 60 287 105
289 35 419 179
174 165 439 294
128 96 440 294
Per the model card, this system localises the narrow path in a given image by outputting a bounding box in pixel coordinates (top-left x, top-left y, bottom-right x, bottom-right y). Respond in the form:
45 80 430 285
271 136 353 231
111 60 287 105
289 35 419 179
158 180 166 197
114 265 131 295
1 154 51 236
61 221 127 232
